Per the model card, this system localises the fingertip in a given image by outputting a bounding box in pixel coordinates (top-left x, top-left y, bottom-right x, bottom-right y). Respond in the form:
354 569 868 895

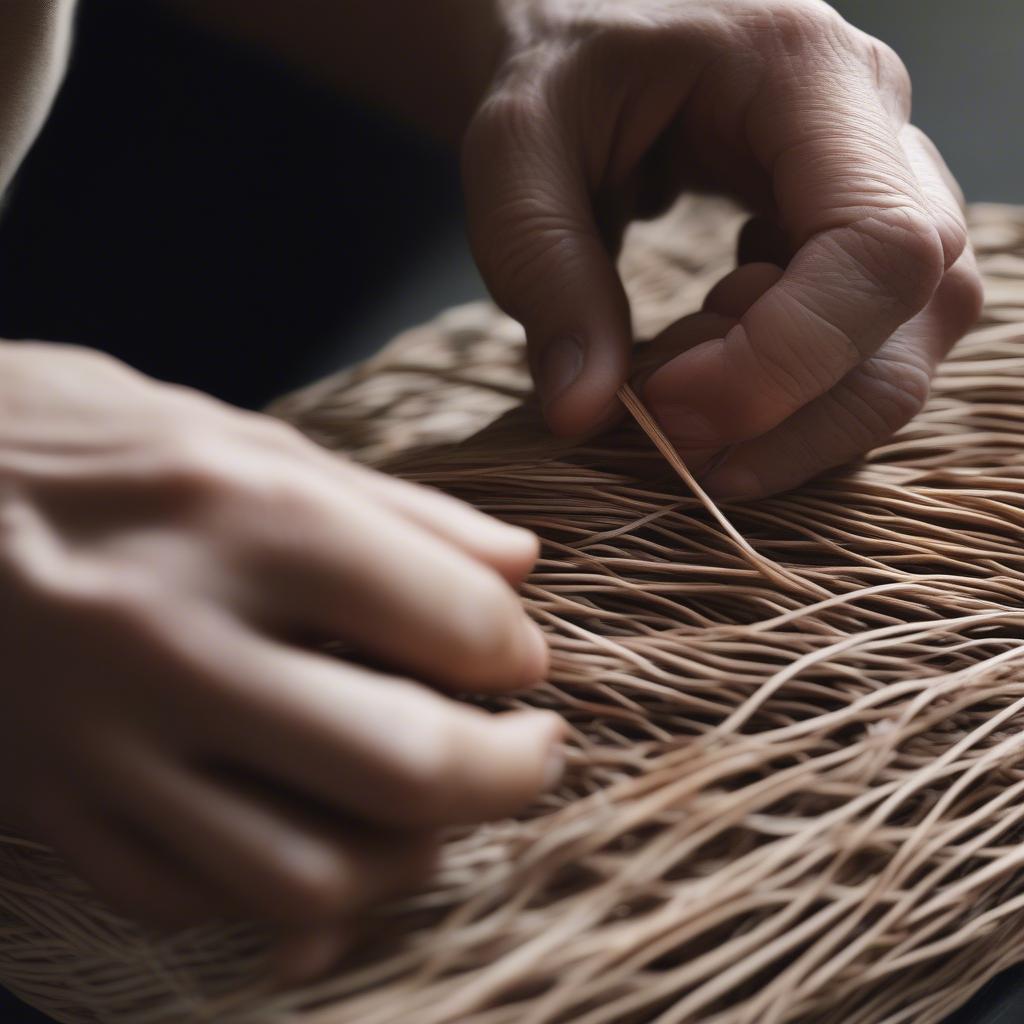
497 710 567 795
420 707 568 825
542 381 624 439
491 523 541 585
543 744 566 792
537 335 628 438
642 339 731 448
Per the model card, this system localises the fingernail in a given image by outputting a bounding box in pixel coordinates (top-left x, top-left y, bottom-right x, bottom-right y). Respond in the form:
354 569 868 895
702 464 761 500
502 710 566 789
528 711 567 790
538 337 584 410
506 524 541 563
543 743 566 791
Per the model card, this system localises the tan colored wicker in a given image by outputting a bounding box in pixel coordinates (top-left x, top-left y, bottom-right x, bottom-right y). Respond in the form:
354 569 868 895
5 199 1024 1023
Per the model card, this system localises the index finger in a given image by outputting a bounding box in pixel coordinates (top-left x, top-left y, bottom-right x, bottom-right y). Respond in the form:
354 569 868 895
644 52 961 449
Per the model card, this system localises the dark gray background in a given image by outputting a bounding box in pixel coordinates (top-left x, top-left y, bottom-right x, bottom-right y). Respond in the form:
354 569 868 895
833 0 1024 203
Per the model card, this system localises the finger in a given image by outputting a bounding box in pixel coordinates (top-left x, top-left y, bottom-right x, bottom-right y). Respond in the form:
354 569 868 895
629 264 781 476
462 86 632 436
35 794 226 929
247 476 548 692
635 265 782 390
702 250 983 498
644 59 958 451
190 634 567 829
340 462 541 586
100 745 439 926
901 123 970 238
243 419 542 588
632 310 738 475
633 311 737 389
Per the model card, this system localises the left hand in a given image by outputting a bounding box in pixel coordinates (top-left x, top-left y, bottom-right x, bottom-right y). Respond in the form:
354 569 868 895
462 0 983 497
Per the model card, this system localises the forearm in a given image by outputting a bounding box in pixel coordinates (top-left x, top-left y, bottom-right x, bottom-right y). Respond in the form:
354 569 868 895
162 0 507 143
0 0 77 194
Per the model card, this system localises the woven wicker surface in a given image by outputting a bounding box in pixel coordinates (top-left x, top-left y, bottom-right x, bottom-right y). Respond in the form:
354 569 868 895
5 199 1024 1023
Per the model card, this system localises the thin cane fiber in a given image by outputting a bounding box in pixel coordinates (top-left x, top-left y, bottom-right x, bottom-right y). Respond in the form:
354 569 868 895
5 200 1024 1023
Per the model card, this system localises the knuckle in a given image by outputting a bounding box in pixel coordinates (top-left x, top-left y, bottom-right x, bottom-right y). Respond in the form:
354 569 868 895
937 210 966 274
53 568 164 637
851 207 945 317
155 432 237 504
465 83 546 162
156 431 312 524
373 694 463 824
865 38 912 108
935 213 970 273
751 0 845 49
246 412 309 453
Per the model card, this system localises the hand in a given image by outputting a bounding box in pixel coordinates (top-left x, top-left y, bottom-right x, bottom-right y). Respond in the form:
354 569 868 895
463 0 983 497
0 343 562 979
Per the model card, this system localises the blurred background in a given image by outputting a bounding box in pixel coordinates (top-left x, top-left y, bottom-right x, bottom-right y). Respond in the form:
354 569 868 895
833 0 1023 204
0 1 1021 1021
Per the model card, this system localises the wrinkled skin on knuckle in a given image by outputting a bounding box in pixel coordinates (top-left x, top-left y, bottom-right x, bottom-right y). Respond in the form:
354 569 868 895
844 208 946 319
933 210 971 274
734 0 850 59
725 327 820 436
155 434 316 563
463 82 587 300
0 515 127 632
152 430 245 511
464 78 547 176
861 35 912 118
232 410 310 456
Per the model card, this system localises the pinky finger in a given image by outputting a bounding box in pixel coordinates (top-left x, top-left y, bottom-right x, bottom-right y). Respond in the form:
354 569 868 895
39 796 226 929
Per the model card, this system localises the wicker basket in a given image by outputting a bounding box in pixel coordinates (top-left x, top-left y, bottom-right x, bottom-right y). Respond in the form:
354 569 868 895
5 199 1024 1023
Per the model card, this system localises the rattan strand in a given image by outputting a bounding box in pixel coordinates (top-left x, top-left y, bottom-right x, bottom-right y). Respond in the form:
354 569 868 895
4 199 1024 1023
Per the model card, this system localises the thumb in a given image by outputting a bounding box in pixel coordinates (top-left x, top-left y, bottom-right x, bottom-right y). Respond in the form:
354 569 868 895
462 89 632 436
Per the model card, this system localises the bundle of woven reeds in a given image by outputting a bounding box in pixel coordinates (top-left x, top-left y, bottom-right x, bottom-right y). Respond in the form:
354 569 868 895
4 199 1024 1024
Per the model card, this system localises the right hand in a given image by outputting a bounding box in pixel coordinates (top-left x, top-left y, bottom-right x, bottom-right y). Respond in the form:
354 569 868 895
0 342 562 979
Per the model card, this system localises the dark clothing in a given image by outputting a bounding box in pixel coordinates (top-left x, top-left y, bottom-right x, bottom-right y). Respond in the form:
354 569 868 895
0 0 462 410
